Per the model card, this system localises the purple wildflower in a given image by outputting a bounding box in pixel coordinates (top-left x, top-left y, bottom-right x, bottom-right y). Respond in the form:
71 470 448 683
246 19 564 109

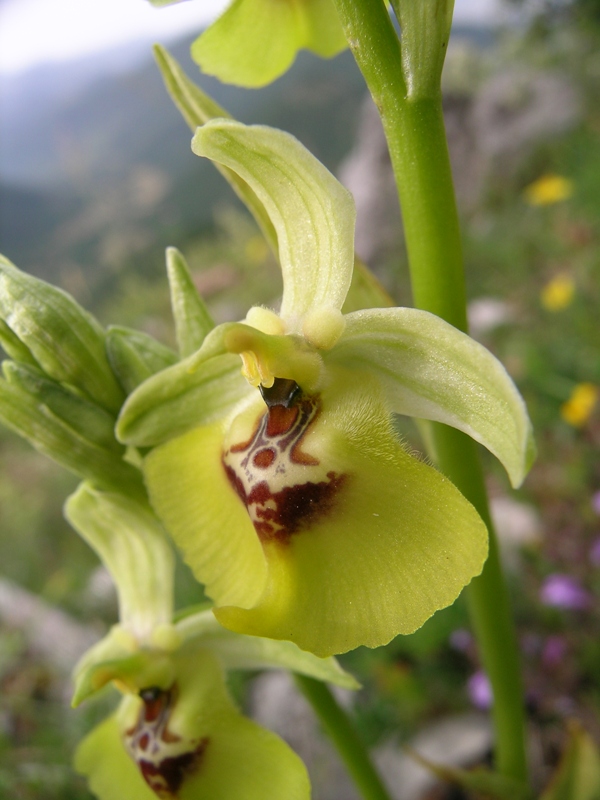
467 671 493 710
540 574 591 611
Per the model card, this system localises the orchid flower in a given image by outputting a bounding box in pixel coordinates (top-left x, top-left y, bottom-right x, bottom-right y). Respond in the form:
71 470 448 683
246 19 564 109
117 120 535 658
67 483 357 800
147 0 347 88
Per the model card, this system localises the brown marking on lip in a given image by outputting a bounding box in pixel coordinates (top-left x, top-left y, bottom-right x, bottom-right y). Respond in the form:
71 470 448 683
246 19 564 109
232 471 348 545
265 404 299 437
139 738 209 798
253 448 276 469
223 378 349 544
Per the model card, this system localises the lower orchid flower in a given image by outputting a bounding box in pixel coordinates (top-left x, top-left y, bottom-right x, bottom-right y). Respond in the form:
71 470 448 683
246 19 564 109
117 119 535 657
67 483 357 799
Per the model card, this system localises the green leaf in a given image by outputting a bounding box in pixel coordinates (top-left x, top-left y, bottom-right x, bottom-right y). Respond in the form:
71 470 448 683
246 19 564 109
0 376 144 497
116 351 251 447
390 0 454 100
192 119 356 327
145 369 488 656
176 608 360 689
166 247 215 357
153 45 278 252
407 748 534 800
65 484 175 642
105 326 178 395
3 361 120 452
191 0 346 88
540 723 600 800
328 308 536 487
0 256 123 412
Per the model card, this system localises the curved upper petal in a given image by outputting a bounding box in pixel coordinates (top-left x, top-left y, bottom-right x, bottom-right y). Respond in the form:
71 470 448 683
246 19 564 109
192 120 355 328
327 308 535 487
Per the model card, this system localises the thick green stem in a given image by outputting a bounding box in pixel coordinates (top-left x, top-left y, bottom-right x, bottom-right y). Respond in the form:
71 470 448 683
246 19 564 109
294 675 393 800
333 0 529 784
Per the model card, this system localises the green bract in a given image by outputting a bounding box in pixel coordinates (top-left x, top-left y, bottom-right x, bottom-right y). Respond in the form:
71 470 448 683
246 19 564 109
189 0 347 88
118 120 535 657
67 485 355 799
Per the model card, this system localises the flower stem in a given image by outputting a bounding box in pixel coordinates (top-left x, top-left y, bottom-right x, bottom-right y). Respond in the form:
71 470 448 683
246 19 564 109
333 0 529 784
294 675 393 800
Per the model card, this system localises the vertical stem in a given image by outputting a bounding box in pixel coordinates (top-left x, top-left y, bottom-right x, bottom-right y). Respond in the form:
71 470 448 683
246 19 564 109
333 0 528 783
295 675 393 800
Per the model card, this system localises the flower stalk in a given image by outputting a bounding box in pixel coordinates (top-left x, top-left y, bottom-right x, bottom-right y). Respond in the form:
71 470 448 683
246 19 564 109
332 0 529 784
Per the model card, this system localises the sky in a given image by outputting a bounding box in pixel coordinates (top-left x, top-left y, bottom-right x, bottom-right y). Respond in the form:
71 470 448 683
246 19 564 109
0 0 503 76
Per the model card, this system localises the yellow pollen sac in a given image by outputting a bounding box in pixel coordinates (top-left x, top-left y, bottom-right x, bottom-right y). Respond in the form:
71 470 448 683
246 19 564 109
245 306 286 336
302 307 346 350
240 351 276 388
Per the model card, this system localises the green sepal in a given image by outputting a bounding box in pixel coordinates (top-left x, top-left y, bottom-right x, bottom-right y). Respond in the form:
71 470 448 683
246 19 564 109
540 722 600 800
175 608 359 689
407 748 534 800
3 361 121 453
0 375 144 497
116 351 250 447
153 45 278 252
0 319 38 366
342 257 395 314
105 326 178 396
71 629 162 707
192 119 355 326
0 255 123 412
191 0 346 88
329 308 535 487
390 0 454 100
65 484 175 643
166 247 214 358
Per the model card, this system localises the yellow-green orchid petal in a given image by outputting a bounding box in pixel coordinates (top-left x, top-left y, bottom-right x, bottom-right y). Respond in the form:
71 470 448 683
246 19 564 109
145 368 488 656
175 608 359 689
328 308 536 487
191 0 347 89
76 647 310 800
65 484 176 643
192 120 355 329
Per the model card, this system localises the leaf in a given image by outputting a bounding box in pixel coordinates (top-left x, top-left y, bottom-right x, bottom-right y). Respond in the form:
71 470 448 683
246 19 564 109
328 308 536 487
407 748 535 800
541 722 600 800
192 119 356 327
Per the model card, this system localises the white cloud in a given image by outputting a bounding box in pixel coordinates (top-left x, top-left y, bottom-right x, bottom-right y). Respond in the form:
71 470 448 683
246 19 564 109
0 0 228 74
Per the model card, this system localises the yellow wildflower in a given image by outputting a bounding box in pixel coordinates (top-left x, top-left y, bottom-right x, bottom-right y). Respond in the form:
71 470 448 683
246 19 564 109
561 383 599 427
540 273 575 311
524 174 574 206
